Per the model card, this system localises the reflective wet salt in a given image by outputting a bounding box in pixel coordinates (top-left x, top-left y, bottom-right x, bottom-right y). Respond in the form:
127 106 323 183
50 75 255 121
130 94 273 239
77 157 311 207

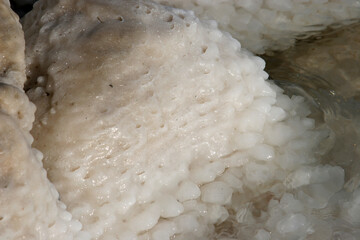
2 0 359 239
264 20 360 193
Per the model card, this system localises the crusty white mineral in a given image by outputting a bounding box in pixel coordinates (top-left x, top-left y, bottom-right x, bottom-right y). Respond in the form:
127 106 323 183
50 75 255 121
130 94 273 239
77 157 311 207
153 0 360 54
23 0 358 239
0 0 26 89
0 1 88 239
0 0 34 132
0 114 90 240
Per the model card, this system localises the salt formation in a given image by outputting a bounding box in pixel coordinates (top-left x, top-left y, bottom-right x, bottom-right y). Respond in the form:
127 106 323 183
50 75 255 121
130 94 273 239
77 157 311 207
153 0 360 54
23 0 360 239
0 0 88 239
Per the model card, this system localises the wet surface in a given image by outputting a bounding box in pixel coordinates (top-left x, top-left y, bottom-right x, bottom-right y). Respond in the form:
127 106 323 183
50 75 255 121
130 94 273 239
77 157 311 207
263 21 360 99
262 20 360 190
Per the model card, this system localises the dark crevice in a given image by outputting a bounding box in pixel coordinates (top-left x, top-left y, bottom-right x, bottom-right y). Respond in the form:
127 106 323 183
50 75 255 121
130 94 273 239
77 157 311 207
10 0 37 18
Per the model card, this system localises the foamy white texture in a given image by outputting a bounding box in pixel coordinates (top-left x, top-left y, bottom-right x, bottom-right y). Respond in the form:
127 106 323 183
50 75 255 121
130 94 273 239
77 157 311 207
154 0 360 54
0 1 89 239
23 0 360 239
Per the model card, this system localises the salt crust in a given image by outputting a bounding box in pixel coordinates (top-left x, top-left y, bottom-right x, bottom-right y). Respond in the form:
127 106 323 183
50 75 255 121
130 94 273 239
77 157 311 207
0 114 89 240
0 1 88 239
0 0 34 133
0 0 26 89
153 0 360 54
23 0 360 239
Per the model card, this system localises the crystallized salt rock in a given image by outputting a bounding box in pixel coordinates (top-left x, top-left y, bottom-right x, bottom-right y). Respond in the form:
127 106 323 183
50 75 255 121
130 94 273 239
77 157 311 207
0 1 88 239
0 0 34 133
0 115 89 240
23 0 344 239
0 0 26 89
153 0 360 54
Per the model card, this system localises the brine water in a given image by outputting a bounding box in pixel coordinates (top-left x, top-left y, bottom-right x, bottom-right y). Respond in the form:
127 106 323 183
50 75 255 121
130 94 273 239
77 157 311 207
263 20 360 195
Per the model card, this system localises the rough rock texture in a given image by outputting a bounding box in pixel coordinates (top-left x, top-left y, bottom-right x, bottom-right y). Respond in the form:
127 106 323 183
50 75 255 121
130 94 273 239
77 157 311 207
0 1 88 239
0 0 26 88
22 0 358 239
0 114 89 240
0 0 33 132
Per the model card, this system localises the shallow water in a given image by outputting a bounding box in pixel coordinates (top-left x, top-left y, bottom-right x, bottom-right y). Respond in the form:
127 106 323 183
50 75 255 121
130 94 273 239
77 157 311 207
263 21 360 192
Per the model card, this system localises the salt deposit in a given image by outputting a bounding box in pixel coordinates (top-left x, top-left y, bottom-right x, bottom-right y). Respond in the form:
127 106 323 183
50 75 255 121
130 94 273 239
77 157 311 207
21 0 360 239
153 0 360 54
0 1 88 239
0 0 26 89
